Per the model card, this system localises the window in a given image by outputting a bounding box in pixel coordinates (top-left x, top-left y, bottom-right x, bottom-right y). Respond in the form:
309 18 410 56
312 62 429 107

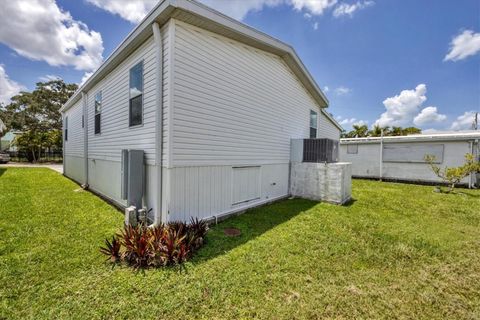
309 110 318 138
64 116 68 141
82 115 84 128
347 144 358 154
94 91 102 134
129 62 143 127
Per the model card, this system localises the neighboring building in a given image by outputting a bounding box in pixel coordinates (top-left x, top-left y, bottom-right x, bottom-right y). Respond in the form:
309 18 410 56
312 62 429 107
0 131 20 152
60 0 343 224
340 131 480 187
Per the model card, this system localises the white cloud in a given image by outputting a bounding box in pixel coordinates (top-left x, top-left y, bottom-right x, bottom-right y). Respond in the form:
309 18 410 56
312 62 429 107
422 128 439 134
336 116 367 128
323 86 330 92
338 117 356 125
353 119 368 126
375 84 428 127
0 65 25 105
313 22 319 30
444 30 480 62
80 72 94 86
413 106 447 126
335 86 351 95
88 0 340 22
39 74 62 82
290 0 338 15
0 0 103 72
450 111 477 130
333 1 374 18
86 0 159 24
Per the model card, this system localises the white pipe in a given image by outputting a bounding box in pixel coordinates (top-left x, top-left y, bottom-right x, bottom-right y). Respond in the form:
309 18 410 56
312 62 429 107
379 129 383 181
152 22 164 225
82 92 89 187
469 140 475 189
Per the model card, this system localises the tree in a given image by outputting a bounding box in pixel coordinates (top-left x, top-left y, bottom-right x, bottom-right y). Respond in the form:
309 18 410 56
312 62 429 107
401 127 421 135
425 153 480 192
346 124 369 138
390 126 404 136
0 79 77 162
368 125 390 137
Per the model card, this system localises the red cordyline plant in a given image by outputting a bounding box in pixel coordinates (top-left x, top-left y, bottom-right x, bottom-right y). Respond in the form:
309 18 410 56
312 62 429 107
100 218 208 269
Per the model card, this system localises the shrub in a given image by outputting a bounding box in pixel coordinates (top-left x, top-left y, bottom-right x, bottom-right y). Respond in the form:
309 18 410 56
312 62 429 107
425 153 480 192
100 219 208 269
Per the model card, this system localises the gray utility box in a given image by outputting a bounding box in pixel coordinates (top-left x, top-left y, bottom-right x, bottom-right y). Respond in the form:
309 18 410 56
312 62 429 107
121 149 145 210
291 138 339 163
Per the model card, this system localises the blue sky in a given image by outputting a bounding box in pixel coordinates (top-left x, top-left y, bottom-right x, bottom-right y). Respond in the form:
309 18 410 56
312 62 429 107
0 0 479 132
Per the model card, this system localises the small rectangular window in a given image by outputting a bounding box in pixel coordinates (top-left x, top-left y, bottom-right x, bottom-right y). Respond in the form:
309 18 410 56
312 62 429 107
65 116 68 141
82 115 84 128
309 110 318 138
129 62 143 127
347 144 358 154
94 91 102 134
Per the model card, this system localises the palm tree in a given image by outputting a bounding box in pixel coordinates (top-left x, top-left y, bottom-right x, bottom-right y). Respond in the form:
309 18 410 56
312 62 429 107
402 127 421 135
347 124 369 138
368 125 390 137
390 126 403 136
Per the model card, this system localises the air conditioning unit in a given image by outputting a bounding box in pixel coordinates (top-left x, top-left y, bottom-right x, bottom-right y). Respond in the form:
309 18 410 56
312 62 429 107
121 149 145 225
290 138 339 163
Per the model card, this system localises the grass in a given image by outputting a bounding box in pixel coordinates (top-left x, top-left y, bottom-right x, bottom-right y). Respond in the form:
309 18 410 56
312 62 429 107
0 167 479 319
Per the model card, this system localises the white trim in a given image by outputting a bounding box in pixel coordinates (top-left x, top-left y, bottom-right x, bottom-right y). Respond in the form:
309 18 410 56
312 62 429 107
82 92 88 185
167 19 175 169
321 109 343 131
152 22 164 225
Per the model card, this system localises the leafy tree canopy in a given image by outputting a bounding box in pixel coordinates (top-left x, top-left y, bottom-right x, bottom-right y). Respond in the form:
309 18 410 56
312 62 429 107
341 125 422 138
0 79 77 162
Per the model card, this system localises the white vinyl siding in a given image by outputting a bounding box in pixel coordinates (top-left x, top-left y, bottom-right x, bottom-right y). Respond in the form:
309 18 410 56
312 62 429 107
85 23 171 165
64 100 84 158
171 20 323 166
319 111 341 140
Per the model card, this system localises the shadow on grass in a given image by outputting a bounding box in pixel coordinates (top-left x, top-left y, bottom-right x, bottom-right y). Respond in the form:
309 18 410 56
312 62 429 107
342 198 357 206
191 198 318 264
0 168 6 177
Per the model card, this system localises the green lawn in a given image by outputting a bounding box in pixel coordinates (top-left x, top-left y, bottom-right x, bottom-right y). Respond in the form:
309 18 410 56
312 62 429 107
1 168 479 319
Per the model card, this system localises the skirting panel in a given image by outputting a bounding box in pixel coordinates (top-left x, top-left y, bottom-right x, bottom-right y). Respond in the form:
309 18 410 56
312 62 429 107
167 163 289 222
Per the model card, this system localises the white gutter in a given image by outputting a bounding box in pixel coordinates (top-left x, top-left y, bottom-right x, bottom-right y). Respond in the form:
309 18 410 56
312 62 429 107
81 92 89 186
152 22 164 225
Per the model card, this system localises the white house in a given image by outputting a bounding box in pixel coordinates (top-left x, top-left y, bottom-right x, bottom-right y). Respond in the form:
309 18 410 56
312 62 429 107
61 0 343 224
340 131 480 187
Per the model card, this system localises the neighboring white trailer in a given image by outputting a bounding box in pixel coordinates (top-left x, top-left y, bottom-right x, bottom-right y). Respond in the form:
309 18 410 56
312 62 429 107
339 131 480 187
61 0 343 224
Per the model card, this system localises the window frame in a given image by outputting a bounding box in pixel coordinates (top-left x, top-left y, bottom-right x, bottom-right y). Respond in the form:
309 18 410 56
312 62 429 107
129 61 144 128
309 110 318 139
347 144 358 154
94 91 102 135
64 116 68 141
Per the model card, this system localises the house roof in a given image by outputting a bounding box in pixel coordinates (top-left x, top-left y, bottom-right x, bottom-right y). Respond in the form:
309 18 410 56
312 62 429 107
321 109 343 131
340 130 480 144
61 0 329 113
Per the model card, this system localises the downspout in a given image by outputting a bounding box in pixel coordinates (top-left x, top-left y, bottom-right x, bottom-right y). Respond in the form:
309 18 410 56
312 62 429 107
469 139 477 189
152 22 163 225
379 129 383 181
82 92 89 187
62 114 66 175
